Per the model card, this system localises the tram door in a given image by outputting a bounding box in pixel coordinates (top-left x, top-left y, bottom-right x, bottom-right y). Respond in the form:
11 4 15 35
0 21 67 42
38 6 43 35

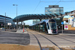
46 23 52 34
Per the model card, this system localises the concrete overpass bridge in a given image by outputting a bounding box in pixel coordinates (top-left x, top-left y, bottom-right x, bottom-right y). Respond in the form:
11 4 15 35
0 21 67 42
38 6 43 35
13 10 75 28
13 11 74 22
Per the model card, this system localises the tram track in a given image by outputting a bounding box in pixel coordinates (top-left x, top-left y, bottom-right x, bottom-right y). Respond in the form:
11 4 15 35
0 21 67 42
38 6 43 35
39 34 62 50
28 31 62 50
53 35 75 43
28 32 42 50
27 29 75 50
33 31 63 50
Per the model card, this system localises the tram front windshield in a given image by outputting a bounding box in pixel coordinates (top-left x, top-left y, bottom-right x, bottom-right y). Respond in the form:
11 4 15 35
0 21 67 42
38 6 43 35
49 22 57 29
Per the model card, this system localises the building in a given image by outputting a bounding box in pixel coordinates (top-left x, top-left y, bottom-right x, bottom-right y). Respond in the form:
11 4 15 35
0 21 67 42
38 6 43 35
33 5 63 25
45 5 63 14
33 19 40 24
63 13 75 30
0 15 15 28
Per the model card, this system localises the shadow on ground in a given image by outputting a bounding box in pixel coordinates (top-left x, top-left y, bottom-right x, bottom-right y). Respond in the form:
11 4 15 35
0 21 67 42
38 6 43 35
58 30 75 34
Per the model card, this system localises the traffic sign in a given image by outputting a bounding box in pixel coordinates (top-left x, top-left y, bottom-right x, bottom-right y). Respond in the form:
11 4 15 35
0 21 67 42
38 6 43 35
61 22 64 25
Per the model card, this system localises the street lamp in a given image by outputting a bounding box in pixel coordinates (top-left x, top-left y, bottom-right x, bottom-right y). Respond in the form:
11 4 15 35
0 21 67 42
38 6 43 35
4 13 6 31
13 4 18 29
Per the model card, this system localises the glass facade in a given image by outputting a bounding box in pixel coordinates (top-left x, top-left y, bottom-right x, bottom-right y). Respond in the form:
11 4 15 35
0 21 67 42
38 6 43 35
45 7 63 14
0 15 15 27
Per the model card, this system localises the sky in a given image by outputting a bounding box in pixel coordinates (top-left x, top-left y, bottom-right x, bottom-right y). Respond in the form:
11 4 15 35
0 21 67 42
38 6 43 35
0 0 75 25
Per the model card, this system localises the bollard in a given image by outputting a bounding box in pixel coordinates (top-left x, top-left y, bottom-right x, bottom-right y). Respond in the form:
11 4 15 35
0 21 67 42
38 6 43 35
23 29 24 33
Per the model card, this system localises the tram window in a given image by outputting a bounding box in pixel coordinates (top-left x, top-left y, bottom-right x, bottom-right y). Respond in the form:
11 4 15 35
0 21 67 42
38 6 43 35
47 23 50 29
49 22 56 29
42 24 45 32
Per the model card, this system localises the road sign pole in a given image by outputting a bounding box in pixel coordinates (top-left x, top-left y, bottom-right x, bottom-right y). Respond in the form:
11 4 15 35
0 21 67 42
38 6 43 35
62 25 63 34
61 22 64 34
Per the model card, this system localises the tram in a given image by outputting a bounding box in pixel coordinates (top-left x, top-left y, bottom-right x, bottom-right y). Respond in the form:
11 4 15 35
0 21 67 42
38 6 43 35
29 19 58 34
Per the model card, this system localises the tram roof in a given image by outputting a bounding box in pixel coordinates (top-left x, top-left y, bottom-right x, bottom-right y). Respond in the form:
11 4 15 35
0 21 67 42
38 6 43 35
13 11 74 22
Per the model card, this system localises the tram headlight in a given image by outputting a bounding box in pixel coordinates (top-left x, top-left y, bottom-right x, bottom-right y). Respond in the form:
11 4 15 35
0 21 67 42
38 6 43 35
51 30 53 32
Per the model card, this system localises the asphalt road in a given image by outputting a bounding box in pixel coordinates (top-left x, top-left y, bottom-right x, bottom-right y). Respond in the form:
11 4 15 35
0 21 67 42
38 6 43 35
0 29 17 32
0 29 75 49
0 30 30 45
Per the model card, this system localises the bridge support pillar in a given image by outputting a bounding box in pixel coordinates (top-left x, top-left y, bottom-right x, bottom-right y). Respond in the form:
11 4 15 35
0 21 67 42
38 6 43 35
23 23 25 28
17 21 18 29
21 21 23 28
